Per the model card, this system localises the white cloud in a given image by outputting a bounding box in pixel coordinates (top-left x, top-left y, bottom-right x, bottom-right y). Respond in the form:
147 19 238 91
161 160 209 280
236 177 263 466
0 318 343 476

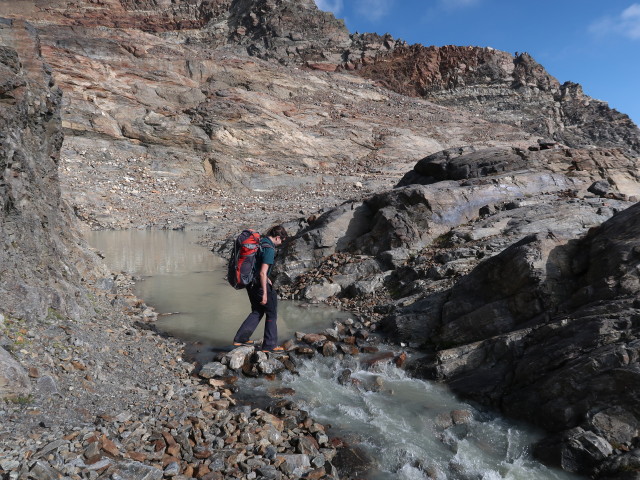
590 3 640 40
315 0 344 15
354 0 395 22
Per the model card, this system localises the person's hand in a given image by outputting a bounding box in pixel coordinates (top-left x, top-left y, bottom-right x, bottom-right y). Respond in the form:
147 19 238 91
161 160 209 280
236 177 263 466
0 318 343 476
261 294 267 305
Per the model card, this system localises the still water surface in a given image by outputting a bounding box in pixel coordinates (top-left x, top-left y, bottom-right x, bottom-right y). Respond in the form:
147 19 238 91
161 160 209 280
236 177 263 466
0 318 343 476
88 229 584 480
87 229 351 346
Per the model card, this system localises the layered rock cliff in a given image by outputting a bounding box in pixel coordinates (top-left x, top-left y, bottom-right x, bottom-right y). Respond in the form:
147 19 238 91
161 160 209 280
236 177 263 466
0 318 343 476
2 0 637 232
353 45 640 155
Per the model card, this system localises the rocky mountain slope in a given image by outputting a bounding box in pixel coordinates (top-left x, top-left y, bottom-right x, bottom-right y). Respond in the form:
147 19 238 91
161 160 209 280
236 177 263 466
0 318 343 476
3 0 638 232
2 0 640 478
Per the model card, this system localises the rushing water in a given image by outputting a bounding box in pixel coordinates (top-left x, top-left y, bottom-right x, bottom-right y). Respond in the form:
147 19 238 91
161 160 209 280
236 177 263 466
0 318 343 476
245 356 583 480
88 229 584 480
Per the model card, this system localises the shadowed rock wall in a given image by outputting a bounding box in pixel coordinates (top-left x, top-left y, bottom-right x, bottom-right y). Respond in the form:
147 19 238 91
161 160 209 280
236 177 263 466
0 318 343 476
0 19 101 322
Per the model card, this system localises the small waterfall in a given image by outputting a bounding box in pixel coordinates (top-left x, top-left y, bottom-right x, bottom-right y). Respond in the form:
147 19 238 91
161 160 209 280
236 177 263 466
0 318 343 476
245 354 583 480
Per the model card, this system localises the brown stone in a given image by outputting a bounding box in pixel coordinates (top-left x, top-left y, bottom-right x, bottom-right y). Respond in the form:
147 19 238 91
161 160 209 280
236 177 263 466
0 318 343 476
162 431 177 447
295 346 315 356
268 387 296 398
362 352 395 368
260 412 284 432
339 344 359 355
193 446 211 459
166 444 181 457
71 360 87 370
85 454 103 465
63 432 80 441
194 463 211 478
281 339 296 350
395 352 407 368
302 333 327 346
183 465 194 477
162 455 180 467
126 451 147 462
101 435 120 456
305 467 327 479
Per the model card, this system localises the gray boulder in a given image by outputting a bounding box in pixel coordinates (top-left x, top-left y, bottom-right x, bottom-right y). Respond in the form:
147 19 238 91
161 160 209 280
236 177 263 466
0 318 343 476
0 347 31 400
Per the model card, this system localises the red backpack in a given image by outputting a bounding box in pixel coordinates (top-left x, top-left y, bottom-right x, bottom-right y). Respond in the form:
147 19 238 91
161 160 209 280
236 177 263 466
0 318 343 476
227 229 270 289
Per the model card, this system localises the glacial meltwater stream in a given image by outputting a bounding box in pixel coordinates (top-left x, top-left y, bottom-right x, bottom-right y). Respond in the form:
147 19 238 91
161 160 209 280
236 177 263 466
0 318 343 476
88 229 584 480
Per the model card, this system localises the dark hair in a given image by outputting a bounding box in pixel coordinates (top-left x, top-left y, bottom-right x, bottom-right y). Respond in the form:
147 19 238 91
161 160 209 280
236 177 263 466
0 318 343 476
266 225 288 240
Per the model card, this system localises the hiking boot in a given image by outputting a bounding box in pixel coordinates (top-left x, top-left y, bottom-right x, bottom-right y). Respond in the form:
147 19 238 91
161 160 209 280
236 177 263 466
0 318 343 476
261 346 285 353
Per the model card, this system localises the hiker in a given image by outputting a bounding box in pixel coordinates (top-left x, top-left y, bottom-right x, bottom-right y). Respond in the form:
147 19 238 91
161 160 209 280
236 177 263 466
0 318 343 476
233 225 289 352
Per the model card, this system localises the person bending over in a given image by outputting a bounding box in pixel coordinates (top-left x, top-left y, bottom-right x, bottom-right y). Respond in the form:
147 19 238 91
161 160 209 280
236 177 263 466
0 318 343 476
233 225 288 352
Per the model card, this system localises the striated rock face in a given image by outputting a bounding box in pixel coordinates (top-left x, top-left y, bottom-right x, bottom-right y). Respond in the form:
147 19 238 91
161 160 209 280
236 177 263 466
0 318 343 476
0 19 101 323
353 45 640 155
2 0 543 230
409 207 640 477
276 143 640 477
279 145 640 282
2 0 636 232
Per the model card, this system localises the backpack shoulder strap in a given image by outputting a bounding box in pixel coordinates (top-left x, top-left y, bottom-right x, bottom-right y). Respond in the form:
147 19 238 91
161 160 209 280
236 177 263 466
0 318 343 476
259 237 274 249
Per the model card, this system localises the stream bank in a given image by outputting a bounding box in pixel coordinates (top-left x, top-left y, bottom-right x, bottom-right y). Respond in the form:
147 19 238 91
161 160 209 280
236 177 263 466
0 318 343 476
82 229 584 480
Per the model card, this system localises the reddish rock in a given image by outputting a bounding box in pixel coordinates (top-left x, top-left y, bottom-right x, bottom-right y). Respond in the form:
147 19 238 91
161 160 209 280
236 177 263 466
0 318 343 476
162 431 177 447
166 444 181 457
302 333 327 346
162 455 181 467
126 451 147 462
100 435 119 456
194 463 211 478
296 346 316 357
305 467 327 479
339 344 359 356
193 446 211 459
183 465 194 477
322 341 337 357
362 352 395 369
395 352 407 368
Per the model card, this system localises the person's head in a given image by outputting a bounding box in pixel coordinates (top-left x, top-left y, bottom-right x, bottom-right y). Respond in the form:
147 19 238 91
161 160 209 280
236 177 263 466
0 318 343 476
266 225 288 246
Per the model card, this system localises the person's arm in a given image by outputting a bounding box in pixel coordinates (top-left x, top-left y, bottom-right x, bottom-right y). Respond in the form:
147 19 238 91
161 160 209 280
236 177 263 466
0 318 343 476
259 262 269 305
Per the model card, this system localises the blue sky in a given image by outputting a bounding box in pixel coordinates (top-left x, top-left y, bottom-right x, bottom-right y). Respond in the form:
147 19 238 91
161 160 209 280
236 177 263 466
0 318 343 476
314 0 640 127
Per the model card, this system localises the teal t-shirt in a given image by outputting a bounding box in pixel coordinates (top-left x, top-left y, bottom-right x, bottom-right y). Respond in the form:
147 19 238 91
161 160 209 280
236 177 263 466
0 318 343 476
259 237 275 277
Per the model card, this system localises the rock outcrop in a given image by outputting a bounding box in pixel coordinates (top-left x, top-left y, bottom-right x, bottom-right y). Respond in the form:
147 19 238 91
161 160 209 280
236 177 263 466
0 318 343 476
0 19 102 324
353 45 640 155
276 143 640 477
